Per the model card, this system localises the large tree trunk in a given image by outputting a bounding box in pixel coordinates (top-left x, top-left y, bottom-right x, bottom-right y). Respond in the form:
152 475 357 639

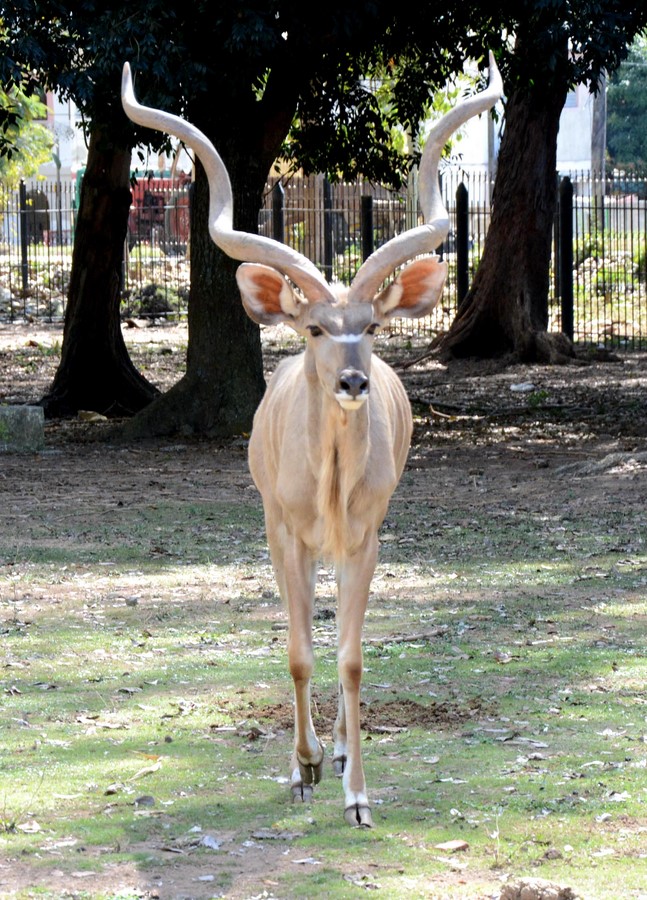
441 54 574 364
122 69 298 440
121 155 266 439
40 128 159 417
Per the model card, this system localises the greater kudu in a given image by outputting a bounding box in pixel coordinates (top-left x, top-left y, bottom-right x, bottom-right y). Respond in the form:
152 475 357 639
122 55 502 827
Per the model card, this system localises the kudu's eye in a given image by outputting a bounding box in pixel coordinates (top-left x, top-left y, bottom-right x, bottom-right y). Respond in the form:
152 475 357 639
308 325 323 337
366 323 380 335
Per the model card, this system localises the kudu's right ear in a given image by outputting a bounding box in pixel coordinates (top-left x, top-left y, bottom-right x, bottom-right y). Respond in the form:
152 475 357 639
236 263 306 326
373 257 447 320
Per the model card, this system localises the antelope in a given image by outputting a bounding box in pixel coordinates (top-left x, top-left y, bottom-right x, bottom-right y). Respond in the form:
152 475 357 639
122 56 502 827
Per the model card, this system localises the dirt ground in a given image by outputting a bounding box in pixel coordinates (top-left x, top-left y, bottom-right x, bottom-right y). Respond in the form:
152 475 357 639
1 321 645 554
0 322 646 899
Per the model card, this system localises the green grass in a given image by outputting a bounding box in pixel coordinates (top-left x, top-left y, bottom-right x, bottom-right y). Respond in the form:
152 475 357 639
1 445 646 898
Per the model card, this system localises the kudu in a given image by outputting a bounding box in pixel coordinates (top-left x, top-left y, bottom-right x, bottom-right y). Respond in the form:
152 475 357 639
122 56 502 827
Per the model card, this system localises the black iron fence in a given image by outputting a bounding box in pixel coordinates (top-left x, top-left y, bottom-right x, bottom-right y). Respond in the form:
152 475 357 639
1 169 645 347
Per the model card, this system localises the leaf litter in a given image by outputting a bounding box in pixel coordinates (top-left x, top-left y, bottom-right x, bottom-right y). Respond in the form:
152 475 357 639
0 327 646 898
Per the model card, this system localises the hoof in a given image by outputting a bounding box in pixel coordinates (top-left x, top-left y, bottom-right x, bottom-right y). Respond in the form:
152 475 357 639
291 783 314 803
332 755 345 777
297 742 324 786
344 804 373 828
298 758 323 786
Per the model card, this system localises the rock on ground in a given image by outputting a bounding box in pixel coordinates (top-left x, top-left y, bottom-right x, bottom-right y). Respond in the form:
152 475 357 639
499 877 580 900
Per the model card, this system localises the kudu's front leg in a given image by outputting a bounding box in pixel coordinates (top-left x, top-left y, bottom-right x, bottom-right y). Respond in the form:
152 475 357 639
275 532 324 802
334 532 378 827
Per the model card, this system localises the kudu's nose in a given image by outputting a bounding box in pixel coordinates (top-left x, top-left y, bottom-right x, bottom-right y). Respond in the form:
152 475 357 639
338 368 369 398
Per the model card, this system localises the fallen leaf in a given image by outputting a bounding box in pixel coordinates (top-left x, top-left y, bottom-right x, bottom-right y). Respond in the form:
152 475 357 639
201 834 222 850
77 715 127 730
17 821 41 833
129 761 162 781
514 737 549 748
434 839 469 852
494 652 518 664
344 873 382 889
252 829 303 841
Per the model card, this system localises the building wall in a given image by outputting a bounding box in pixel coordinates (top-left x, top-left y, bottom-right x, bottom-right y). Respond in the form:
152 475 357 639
557 84 595 172
38 92 88 180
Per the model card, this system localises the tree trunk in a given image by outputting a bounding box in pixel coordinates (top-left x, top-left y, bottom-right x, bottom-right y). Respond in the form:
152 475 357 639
40 128 160 418
120 77 297 440
122 156 266 439
441 67 574 363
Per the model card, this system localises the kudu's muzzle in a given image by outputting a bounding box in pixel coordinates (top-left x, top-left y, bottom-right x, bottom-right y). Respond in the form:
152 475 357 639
336 367 369 409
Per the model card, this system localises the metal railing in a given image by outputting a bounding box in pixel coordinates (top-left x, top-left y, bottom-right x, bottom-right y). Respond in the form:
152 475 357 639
1 169 645 348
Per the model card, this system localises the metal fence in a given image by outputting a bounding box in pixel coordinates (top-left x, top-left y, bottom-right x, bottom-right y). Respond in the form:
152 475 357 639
1 168 645 347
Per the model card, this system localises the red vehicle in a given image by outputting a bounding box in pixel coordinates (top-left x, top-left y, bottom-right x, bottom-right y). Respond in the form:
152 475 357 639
127 171 191 256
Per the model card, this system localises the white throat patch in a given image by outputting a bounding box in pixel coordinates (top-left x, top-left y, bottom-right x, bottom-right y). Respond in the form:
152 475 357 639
336 395 368 410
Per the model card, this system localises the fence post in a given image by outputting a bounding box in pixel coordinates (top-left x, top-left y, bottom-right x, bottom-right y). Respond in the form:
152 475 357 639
271 181 285 243
19 179 29 292
456 182 469 303
361 195 374 261
559 176 574 341
323 178 333 279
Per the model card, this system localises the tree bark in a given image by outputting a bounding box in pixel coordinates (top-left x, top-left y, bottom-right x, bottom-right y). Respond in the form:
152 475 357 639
121 157 266 439
40 128 160 418
441 54 574 364
122 71 298 440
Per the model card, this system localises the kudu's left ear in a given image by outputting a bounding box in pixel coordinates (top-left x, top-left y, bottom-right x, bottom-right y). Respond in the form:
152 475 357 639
373 258 447 320
236 262 306 326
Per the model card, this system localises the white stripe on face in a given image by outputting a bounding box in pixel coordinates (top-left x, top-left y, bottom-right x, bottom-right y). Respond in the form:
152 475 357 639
327 333 364 343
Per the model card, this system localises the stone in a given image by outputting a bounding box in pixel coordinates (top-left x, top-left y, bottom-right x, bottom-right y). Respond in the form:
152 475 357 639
0 405 45 452
499 877 579 900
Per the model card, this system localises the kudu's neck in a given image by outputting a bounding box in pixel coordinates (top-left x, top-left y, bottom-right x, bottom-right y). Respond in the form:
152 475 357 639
303 348 371 461
303 348 371 559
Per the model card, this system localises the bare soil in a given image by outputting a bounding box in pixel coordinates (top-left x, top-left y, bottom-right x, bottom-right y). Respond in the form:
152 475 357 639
1 322 646 900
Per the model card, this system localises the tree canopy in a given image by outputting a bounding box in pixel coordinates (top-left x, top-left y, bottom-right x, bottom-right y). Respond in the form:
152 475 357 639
1 0 509 433
607 35 647 170
0 87 53 181
441 0 647 362
1 2 504 184
2 1 647 432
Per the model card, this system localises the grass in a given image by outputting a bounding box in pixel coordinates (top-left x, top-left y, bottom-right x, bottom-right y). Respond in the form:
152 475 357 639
0 432 646 898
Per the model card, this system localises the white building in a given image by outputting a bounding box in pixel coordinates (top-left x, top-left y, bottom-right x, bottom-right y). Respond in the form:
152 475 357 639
557 83 601 172
39 91 88 180
442 81 597 176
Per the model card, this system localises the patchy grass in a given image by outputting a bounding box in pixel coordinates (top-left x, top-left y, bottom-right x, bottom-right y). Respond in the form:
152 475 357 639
1 445 645 899
0 336 646 898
